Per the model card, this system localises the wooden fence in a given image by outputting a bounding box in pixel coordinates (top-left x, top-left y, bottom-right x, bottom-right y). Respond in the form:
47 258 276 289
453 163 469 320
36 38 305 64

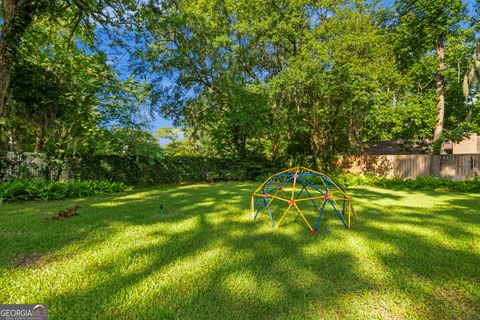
337 154 480 180
2 152 47 181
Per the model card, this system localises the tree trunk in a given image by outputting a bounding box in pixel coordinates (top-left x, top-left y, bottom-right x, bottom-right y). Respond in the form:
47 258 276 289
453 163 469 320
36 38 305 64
466 109 472 123
0 0 38 117
34 127 43 153
0 0 17 117
433 38 446 141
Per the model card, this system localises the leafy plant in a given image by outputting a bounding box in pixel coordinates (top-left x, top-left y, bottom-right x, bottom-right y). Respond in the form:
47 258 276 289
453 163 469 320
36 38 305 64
0 179 126 203
333 173 480 193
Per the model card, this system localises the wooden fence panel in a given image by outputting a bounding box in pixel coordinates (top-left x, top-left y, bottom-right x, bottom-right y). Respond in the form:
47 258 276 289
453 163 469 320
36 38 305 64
3 152 46 180
339 154 480 181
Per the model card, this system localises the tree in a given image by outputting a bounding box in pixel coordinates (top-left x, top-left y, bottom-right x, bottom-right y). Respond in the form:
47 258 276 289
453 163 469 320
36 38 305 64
0 0 137 117
92 127 163 156
462 1 480 125
156 127 183 142
134 0 399 167
0 0 44 118
393 0 467 142
3 12 151 154
156 126 216 156
135 0 272 159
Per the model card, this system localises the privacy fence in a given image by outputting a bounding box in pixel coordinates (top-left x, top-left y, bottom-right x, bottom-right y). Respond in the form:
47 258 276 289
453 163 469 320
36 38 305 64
338 154 480 181
0 152 282 185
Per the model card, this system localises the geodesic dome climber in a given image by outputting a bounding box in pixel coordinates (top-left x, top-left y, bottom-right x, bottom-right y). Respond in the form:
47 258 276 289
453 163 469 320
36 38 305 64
250 166 357 234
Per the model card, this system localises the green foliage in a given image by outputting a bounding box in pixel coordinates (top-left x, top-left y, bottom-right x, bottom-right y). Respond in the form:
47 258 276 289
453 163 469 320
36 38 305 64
156 127 216 157
367 92 437 141
1 2 151 154
0 179 126 203
392 0 467 66
156 127 182 141
1 151 282 185
334 173 480 193
7 17 109 153
65 155 283 185
3 0 480 169
387 0 475 144
431 122 479 153
135 0 400 168
91 127 163 156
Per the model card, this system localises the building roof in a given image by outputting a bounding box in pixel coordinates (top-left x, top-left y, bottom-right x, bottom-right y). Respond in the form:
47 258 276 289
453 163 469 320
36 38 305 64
359 140 429 155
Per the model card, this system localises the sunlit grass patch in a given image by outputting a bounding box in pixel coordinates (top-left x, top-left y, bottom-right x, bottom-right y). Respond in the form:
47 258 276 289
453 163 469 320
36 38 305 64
0 182 479 319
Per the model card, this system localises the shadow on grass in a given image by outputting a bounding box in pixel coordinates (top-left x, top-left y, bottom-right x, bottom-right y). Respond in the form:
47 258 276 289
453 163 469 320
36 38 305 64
349 190 480 319
0 183 251 270
48 207 370 319
1 183 479 319
349 186 404 202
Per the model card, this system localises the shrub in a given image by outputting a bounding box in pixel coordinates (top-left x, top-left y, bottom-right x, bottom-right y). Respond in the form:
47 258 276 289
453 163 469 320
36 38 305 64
333 173 480 193
64 155 283 185
1 152 285 185
0 179 126 203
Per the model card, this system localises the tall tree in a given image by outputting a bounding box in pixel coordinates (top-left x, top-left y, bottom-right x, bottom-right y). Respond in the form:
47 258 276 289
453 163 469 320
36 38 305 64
136 0 270 158
135 0 398 168
0 0 45 118
393 0 467 142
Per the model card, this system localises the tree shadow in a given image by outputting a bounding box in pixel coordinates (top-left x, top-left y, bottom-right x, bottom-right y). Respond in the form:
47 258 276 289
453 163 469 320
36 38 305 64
45 207 372 319
1 183 479 319
0 182 253 271
351 196 480 319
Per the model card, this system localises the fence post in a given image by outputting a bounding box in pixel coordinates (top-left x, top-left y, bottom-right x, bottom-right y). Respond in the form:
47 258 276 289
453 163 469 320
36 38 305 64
430 155 440 178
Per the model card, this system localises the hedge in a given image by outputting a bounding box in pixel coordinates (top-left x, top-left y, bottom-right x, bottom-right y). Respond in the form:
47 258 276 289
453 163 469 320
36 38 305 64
334 173 480 193
1 153 284 185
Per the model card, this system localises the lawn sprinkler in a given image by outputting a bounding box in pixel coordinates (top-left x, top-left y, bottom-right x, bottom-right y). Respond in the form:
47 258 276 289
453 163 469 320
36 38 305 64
250 166 357 234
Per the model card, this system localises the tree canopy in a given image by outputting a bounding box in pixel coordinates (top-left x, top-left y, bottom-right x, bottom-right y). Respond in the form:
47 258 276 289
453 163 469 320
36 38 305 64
1 0 479 167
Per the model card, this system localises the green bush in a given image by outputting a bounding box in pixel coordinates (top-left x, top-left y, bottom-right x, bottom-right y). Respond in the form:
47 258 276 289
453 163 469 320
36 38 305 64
0 179 126 203
333 173 480 193
63 155 283 185
1 152 284 185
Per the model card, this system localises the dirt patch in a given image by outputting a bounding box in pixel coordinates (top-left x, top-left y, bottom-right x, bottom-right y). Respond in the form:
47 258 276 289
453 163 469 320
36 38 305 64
16 253 45 268
47 205 81 221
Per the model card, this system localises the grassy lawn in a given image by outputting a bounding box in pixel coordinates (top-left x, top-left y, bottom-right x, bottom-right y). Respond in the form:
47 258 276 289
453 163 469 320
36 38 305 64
0 182 479 319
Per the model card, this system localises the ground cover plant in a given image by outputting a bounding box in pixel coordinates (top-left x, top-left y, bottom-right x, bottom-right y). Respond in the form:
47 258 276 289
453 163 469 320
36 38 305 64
0 179 126 203
334 174 480 193
0 182 479 319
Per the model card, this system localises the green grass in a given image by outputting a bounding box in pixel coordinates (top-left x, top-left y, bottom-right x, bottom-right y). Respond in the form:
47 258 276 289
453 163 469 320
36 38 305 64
0 182 479 319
